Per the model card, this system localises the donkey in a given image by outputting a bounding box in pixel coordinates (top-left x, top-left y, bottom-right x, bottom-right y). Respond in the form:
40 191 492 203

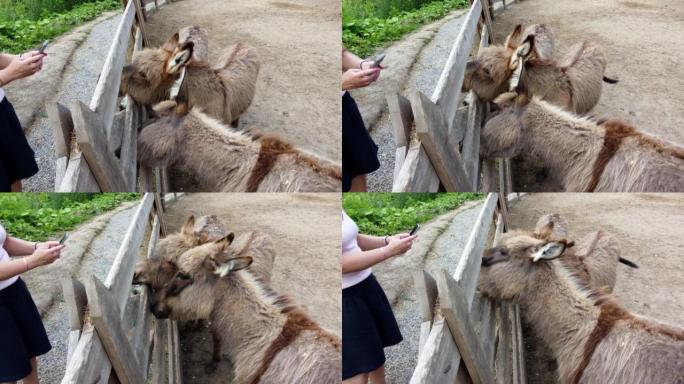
179 26 208 62
463 24 616 114
149 235 340 383
479 230 684 384
138 101 342 192
120 32 259 127
480 91 684 192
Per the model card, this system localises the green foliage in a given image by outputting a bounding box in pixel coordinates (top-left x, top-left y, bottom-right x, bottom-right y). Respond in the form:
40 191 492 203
343 192 483 235
343 0 469 58
0 0 119 53
0 193 140 241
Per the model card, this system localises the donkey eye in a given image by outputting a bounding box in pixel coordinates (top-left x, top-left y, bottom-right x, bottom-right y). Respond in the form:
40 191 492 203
176 272 190 280
138 71 147 80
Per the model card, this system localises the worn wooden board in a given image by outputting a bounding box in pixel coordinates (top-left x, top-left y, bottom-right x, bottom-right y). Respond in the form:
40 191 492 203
58 154 101 192
481 0 495 42
495 303 513 384
48 102 73 158
71 101 127 192
66 329 81 367
392 144 440 192
409 318 463 384
453 193 497 308
61 324 114 384
151 319 167 384
394 146 407 182
121 27 143 190
512 305 526 384
438 269 496 384
387 92 414 147
414 270 438 323
418 321 431 356
62 278 87 330
55 156 69 193
109 110 126 154
462 93 485 190
481 159 497 192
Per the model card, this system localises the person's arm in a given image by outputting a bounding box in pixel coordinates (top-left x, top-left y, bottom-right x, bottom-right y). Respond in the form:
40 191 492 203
342 234 417 273
0 245 64 280
0 51 46 87
4 236 60 257
343 49 363 71
357 233 386 251
0 53 17 70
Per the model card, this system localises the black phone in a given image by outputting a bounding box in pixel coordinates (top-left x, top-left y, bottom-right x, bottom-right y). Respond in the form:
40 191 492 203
59 232 69 245
371 53 385 68
39 40 49 54
410 224 419 236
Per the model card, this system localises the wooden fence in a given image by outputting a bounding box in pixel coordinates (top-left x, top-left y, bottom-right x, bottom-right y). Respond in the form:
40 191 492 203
50 0 170 192
388 0 513 193
60 193 182 384
410 193 526 384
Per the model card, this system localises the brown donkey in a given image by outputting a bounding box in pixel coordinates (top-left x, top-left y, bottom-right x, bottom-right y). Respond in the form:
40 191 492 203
120 32 259 127
480 92 684 192
479 230 684 384
138 101 341 192
463 24 616 114
149 236 340 383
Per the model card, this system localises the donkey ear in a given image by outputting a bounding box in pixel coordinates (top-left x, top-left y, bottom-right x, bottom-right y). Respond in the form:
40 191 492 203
530 241 568 262
482 247 510 267
214 256 253 277
516 34 536 60
162 33 180 52
181 215 196 237
152 100 179 116
167 42 194 75
505 24 523 49
493 92 518 108
213 233 235 250
534 214 569 239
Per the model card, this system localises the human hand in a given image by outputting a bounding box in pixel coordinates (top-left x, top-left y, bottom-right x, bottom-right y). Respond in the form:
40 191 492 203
28 245 64 268
341 68 381 90
384 234 417 258
360 60 383 82
3 51 46 83
36 241 61 250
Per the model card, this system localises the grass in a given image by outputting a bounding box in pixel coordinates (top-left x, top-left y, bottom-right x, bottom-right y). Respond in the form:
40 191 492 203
343 0 470 58
0 0 120 54
343 192 483 236
0 193 140 241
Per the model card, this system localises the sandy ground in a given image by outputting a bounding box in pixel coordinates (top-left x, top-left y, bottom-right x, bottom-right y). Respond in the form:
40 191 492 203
162 193 341 383
508 193 684 383
491 0 684 191
144 0 341 165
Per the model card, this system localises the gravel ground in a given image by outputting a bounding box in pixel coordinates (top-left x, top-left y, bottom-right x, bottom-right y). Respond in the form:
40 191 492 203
23 13 122 192
374 201 483 383
367 13 468 192
33 203 139 382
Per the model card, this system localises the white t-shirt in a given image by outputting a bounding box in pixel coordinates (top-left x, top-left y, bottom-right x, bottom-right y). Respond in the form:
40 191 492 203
342 210 371 289
0 223 19 290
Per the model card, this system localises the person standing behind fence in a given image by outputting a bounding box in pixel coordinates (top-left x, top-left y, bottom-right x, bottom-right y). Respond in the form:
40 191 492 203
342 48 383 192
0 51 46 192
341 209 417 384
0 222 63 384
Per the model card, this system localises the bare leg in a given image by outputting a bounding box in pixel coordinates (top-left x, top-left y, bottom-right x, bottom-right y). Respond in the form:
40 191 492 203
343 372 369 384
20 357 39 384
349 174 367 192
10 180 21 192
368 364 386 384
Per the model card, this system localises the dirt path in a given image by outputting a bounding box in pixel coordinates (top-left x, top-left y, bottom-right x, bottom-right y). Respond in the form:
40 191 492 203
492 0 684 190
163 193 340 383
508 193 684 383
144 0 341 164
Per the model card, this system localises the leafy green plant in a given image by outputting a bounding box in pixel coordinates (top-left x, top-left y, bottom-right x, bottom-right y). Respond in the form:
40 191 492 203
343 0 469 58
343 192 483 235
0 0 119 53
0 193 140 241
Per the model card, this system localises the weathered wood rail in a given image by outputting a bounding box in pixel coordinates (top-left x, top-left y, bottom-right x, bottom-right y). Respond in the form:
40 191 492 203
50 0 170 192
410 192 526 384
388 0 513 193
61 193 182 383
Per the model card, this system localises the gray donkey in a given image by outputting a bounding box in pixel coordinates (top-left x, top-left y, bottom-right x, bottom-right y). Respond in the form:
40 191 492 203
479 230 684 384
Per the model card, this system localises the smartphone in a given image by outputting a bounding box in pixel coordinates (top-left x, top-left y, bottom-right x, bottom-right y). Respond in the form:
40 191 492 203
409 224 420 236
59 232 69 245
39 40 49 54
371 53 385 68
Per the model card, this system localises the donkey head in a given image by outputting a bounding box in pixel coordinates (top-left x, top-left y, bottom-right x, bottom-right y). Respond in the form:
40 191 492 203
479 88 534 158
463 25 538 101
120 33 195 105
138 100 191 167
478 228 575 301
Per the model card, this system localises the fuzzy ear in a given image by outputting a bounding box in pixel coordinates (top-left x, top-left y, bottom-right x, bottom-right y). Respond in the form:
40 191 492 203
516 34 536 60
166 42 194 75
213 233 236 250
482 247 510 266
162 33 180 52
214 256 253 277
181 215 196 237
152 100 179 116
493 92 519 108
505 24 523 49
133 261 150 284
530 241 568 262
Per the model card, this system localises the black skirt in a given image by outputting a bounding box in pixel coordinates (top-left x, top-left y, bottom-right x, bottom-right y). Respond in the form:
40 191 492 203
0 97 38 191
0 278 52 382
342 273 403 380
342 92 380 191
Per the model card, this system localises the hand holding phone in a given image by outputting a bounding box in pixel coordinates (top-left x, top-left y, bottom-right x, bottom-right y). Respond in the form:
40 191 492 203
371 53 386 68
59 232 69 245
409 224 420 236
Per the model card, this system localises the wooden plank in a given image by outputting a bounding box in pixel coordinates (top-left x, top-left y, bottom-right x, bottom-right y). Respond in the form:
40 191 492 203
66 329 81 367
413 91 470 191
495 303 513 384
462 94 485 190
55 156 68 191
414 270 438 322
62 278 87 330
132 288 154 378
121 95 140 190
48 102 73 157
147 214 161 259
90 0 136 137
154 194 168 236
438 269 496 384
418 321 431 356
109 110 126 154
481 0 495 41
105 193 154 311
505 159 513 194
172 321 182 383
479 298 497 367
453 193 497 308
394 146 407 182
57 154 101 192
431 0 482 129
151 320 166 384
130 0 150 46
512 305 526 384
387 92 414 147
497 193 510 231
392 144 440 192
409 318 463 384
71 101 128 192
85 275 145 384
61 324 113 384
481 159 497 192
